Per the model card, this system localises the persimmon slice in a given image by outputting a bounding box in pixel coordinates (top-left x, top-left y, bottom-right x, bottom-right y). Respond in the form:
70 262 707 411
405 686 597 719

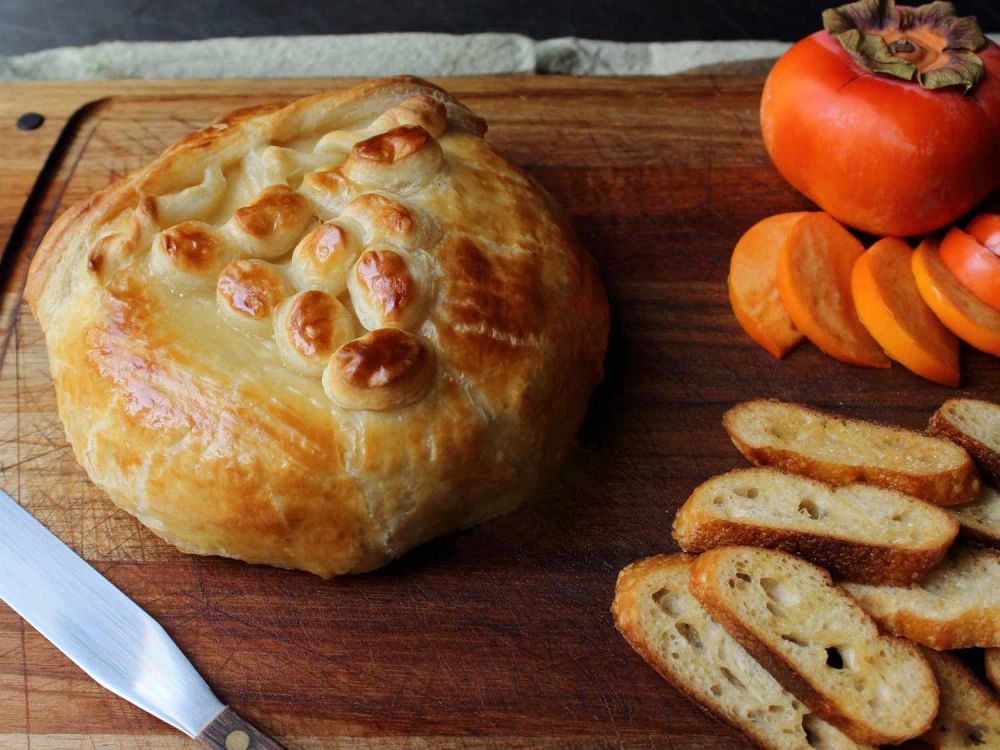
777 212 889 368
913 236 1000 357
729 212 809 358
852 238 959 386
939 226 1000 312
968 213 1000 251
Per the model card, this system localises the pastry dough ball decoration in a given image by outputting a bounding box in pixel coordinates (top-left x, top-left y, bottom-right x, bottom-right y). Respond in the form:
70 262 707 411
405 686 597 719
224 184 314 259
25 77 609 576
155 164 226 226
302 124 444 214
150 220 231 292
341 125 445 193
370 95 448 138
313 94 447 152
348 246 428 331
324 328 435 411
339 192 441 251
274 290 355 376
85 198 159 283
216 259 290 333
288 220 360 294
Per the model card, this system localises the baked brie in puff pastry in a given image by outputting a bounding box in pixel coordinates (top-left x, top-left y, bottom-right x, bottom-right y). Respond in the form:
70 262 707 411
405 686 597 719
25 77 609 576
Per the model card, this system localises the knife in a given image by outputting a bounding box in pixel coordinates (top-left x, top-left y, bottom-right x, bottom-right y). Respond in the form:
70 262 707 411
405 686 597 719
0 489 286 749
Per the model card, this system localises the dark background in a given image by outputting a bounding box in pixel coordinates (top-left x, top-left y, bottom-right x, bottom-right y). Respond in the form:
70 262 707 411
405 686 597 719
1 0 997 56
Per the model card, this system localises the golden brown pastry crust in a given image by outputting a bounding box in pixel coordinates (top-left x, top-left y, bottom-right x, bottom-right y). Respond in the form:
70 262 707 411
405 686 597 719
25 76 609 576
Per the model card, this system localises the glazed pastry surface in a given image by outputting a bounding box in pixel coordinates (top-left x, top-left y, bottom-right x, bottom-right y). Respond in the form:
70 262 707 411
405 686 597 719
26 76 609 576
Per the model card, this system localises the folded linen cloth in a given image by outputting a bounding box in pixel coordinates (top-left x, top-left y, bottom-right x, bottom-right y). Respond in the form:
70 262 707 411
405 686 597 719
5 32 994 81
0 33 795 80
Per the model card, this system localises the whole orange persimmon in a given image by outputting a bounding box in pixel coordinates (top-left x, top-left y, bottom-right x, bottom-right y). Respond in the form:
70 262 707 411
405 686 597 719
761 0 1000 237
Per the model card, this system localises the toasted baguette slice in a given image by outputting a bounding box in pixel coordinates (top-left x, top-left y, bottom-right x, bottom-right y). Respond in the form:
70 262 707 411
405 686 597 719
920 649 1000 749
986 648 1000 695
949 485 1000 547
612 554 870 750
724 399 980 506
843 545 1000 649
929 398 1000 486
673 468 958 585
689 546 938 745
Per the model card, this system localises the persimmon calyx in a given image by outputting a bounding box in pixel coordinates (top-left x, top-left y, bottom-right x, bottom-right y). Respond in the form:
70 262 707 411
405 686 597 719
822 0 987 92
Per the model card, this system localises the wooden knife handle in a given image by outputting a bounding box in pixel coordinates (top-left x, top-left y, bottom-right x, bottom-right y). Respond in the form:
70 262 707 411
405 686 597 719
197 707 287 750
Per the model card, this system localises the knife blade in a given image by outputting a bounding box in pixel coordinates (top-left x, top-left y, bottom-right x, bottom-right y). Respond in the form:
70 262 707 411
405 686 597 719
0 488 285 749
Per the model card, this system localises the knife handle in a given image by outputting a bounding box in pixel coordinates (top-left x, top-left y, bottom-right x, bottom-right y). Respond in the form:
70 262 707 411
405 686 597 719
197 707 287 750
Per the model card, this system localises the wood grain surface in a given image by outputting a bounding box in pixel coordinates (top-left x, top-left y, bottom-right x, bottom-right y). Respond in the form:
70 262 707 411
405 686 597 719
0 75 997 750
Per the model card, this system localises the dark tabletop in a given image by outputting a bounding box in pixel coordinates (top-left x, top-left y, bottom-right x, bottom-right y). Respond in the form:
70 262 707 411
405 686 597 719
1 0 997 56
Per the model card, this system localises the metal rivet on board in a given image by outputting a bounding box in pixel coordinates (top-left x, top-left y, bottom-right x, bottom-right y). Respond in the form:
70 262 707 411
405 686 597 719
16 112 44 131
226 729 251 750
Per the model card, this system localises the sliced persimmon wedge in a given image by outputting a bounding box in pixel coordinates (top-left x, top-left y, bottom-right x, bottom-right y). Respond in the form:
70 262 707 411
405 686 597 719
729 212 809 358
968 213 1000 251
777 212 889 368
852 238 959 386
913 235 1000 357
939 225 1000 312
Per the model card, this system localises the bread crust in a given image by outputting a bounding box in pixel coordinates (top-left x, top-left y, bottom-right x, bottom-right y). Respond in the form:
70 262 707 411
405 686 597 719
724 399 980 506
689 547 938 746
25 77 609 576
929 399 1000 487
865 610 1000 650
613 555 869 750
922 649 1000 749
844 546 1000 650
612 555 776 747
948 488 1000 548
673 469 958 585
675 516 954 586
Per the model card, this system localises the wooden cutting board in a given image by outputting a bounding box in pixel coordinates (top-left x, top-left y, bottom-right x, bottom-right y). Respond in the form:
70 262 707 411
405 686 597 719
0 75 996 750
